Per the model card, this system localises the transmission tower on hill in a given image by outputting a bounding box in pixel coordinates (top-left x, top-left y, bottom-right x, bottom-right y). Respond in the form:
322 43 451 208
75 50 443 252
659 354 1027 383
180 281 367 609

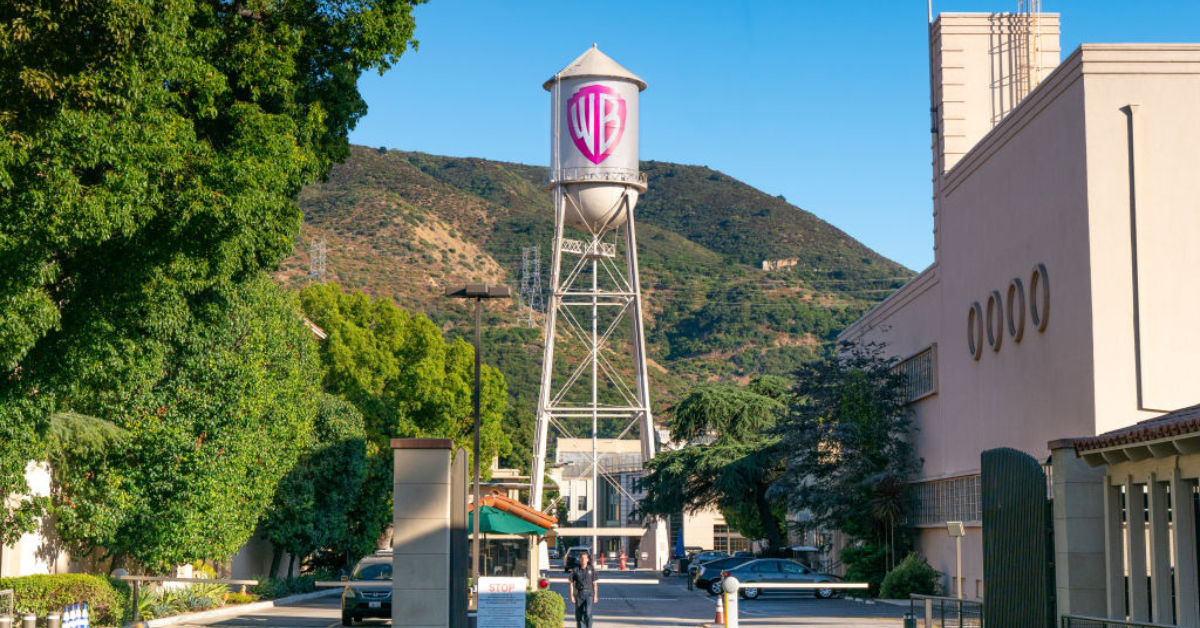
519 245 543 328
308 235 327 285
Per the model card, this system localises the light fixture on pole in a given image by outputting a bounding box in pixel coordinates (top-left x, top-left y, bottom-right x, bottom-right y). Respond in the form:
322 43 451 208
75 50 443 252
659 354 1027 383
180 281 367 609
444 283 511 596
947 521 965 599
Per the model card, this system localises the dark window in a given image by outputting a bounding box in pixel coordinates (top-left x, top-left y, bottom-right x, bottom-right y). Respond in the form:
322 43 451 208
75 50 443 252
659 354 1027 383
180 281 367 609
353 563 392 580
750 561 779 573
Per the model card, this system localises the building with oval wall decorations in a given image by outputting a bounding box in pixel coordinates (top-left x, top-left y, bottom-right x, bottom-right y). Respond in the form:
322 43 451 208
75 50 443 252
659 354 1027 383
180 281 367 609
836 9 1200 620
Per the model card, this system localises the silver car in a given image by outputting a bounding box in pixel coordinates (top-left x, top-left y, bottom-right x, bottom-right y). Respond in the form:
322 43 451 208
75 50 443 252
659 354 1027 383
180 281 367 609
720 558 842 600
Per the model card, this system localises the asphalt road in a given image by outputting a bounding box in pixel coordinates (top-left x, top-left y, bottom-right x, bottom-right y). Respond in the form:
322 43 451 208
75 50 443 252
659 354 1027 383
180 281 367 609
177 569 909 628
548 568 908 628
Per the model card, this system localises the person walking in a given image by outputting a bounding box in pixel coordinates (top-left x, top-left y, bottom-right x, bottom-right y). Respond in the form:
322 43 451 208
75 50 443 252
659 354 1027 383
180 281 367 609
569 551 599 628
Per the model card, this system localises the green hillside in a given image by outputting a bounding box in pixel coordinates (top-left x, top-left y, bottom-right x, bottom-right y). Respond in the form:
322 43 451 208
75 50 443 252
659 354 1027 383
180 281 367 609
277 146 913 468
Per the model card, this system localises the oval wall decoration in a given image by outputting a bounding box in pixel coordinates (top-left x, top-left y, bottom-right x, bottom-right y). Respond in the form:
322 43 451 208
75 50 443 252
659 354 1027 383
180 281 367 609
1006 278 1026 342
986 290 1003 352
968 301 984 361
1030 263 1050 332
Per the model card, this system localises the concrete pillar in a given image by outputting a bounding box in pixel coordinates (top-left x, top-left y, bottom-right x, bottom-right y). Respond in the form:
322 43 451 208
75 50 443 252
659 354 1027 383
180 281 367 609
1171 470 1200 626
1125 477 1149 622
393 438 453 628
1146 474 1172 623
1049 444 1108 618
1103 479 1126 619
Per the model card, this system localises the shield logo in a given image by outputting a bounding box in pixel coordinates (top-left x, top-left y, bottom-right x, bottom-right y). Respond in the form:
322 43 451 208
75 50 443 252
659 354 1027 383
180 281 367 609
567 85 627 165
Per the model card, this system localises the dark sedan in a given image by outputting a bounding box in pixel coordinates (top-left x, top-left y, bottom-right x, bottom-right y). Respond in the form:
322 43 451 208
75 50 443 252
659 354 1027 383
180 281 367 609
342 556 392 625
694 556 755 594
720 558 843 600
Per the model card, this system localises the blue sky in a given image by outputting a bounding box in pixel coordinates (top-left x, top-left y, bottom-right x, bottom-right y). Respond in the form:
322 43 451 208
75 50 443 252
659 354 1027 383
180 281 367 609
350 1 1200 271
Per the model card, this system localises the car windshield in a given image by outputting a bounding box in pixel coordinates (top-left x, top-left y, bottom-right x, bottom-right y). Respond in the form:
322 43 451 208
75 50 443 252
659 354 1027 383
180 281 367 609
353 562 392 580
703 557 752 571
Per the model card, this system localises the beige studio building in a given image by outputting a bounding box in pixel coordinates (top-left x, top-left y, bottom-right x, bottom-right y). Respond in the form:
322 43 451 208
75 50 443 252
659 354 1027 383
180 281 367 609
838 11 1200 599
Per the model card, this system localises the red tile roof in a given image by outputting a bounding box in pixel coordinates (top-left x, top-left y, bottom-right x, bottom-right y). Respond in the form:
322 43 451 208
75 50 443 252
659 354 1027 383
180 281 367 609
1073 404 1200 455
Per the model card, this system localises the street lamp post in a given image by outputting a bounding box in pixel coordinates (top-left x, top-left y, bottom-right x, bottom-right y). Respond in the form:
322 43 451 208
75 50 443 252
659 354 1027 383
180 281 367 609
947 521 965 599
444 283 511 596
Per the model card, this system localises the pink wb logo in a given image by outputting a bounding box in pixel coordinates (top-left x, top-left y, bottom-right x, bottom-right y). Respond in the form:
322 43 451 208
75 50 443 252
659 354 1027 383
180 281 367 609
568 85 626 165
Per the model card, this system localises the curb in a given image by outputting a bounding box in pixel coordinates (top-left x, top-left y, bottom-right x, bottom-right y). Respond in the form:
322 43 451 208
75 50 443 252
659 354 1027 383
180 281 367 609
133 588 339 627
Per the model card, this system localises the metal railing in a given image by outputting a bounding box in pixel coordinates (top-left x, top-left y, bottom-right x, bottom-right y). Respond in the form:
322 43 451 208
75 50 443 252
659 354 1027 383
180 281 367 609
1061 615 1182 628
545 168 648 188
910 594 984 628
1 588 12 619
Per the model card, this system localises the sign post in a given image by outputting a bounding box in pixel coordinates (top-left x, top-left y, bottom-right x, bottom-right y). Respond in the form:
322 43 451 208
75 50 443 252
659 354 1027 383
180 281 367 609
476 577 526 628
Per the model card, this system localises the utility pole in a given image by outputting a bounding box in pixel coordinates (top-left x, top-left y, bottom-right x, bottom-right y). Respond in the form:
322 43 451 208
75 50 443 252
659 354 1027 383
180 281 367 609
519 246 543 328
308 235 327 285
443 283 511 593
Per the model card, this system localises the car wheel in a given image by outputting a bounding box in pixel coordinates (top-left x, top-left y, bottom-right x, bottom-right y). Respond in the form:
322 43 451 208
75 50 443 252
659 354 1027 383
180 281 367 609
740 587 760 600
662 568 672 577
341 611 354 626
815 586 835 599
708 581 723 596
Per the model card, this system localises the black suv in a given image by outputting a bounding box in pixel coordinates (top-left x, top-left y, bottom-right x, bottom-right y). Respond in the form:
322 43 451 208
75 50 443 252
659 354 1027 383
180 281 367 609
342 555 392 625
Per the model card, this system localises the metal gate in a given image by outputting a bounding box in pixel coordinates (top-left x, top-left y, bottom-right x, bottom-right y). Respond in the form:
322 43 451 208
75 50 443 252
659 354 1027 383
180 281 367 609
982 447 1055 628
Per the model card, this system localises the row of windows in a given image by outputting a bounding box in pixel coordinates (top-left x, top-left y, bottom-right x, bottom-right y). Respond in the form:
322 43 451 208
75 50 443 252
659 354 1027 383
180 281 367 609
713 524 751 553
894 346 937 403
907 475 982 525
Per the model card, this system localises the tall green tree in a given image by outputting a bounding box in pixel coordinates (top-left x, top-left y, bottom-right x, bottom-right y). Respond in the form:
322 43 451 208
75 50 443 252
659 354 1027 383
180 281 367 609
260 393 370 577
0 0 423 539
774 342 920 587
639 376 791 555
48 277 322 570
299 284 511 471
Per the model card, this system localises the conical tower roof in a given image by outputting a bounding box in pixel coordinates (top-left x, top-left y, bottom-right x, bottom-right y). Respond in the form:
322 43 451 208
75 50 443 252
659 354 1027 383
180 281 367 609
543 44 646 92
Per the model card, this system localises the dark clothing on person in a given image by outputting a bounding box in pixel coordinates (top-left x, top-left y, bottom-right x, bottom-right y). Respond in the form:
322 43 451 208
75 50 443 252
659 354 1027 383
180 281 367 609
571 565 596 628
574 596 593 628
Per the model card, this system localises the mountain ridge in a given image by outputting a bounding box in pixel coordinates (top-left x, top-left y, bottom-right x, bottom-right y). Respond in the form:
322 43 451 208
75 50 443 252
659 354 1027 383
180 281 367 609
275 145 913 466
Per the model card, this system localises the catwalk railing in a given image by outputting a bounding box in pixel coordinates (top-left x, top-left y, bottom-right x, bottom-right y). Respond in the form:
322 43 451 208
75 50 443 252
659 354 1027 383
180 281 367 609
909 594 984 628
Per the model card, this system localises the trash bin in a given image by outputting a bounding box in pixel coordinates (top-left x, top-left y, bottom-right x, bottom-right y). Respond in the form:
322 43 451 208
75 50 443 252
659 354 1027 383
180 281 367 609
678 557 690 577
903 611 916 628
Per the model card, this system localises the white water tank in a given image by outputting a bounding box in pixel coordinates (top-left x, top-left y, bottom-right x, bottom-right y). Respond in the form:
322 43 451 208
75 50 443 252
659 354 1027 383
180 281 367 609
545 45 646 233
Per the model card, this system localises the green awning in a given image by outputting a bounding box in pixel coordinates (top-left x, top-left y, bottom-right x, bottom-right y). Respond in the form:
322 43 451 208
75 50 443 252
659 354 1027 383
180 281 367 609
468 505 548 535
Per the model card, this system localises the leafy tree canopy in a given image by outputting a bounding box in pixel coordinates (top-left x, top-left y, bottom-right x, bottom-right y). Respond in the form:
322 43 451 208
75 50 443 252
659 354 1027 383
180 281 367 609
299 283 511 473
639 376 791 554
260 393 375 575
0 0 423 536
773 342 920 582
48 277 322 570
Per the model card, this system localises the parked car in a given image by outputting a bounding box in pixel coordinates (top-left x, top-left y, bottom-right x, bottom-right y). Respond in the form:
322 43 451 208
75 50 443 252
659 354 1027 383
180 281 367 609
687 550 731 578
341 554 393 625
564 546 592 571
719 558 843 600
733 551 754 558
694 556 755 594
548 546 561 559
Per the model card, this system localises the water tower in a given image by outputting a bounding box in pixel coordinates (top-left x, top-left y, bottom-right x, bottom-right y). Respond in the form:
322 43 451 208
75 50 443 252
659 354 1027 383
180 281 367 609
528 46 666 569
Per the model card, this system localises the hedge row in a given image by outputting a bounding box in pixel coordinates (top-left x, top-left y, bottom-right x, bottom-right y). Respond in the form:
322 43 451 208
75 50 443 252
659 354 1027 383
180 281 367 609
0 574 130 626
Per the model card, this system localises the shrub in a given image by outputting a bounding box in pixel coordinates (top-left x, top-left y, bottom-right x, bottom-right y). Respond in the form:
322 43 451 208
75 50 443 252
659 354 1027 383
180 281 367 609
525 589 564 628
841 542 888 597
249 574 321 600
0 574 129 626
880 553 942 599
225 591 259 605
